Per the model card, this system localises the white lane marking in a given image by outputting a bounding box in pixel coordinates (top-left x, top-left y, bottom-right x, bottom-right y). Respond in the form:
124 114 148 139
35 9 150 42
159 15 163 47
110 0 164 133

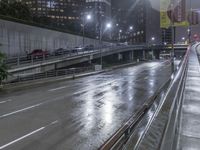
0 119 59 150
0 61 168 119
0 99 12 104
0 127 45 150
51 120 59 125
0 103 43 119
73 80 119 95
48 86 67 92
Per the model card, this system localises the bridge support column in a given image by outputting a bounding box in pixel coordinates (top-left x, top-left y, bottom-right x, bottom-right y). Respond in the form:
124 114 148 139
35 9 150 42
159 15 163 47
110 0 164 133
130 51 134 61
151 50 155 60
143 50 146 60
118 53 123 61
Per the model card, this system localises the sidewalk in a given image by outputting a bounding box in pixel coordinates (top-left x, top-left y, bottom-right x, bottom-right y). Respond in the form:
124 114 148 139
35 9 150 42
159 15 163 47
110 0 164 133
177 44 200 149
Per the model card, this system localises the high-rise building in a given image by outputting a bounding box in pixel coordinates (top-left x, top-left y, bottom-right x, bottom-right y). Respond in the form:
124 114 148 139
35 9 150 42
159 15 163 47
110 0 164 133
85 0 112 38
111 0 146 44
112 0 169 45
22 0 85 30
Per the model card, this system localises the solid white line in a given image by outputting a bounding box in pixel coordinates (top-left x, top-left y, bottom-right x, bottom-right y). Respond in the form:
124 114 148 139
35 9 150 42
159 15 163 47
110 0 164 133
0 99 12 104
0 127 45 149
50 120 59 125
0 103 43 119
0 101 7 104
0 120 59 149
48 86 67 92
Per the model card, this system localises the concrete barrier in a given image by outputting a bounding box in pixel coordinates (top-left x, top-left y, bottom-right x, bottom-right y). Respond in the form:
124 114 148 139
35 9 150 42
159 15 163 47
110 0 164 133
0 19 110 57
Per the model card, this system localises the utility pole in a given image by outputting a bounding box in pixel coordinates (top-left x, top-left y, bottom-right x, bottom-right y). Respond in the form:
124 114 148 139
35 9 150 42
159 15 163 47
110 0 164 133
188 0 192 44
82 19 85 48
171 3 175 73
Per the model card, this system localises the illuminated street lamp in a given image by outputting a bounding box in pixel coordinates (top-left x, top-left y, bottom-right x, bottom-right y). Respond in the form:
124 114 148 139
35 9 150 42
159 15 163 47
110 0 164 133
86 14 91 20
106 23 112 29
151 37 155 41
182 37 186 44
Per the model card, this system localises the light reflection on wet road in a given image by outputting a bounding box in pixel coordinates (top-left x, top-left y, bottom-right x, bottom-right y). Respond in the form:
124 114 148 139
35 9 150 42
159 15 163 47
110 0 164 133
0 61 171 150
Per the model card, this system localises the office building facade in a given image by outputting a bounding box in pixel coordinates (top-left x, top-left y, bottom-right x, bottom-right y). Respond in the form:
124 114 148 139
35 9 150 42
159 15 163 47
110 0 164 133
21 0 85 30
85 0 112 38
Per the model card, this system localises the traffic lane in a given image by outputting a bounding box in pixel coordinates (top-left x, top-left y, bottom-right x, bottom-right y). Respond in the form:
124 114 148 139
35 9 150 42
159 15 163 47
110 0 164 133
0 61 170 149
0 61 167 115
0 78 117 115
0 62 171 150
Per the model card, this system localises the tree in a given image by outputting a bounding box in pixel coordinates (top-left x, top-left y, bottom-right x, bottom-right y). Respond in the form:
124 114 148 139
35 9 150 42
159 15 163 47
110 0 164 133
0 52 8 85
9 1 32 21
0 0 32 21
0 0 10 16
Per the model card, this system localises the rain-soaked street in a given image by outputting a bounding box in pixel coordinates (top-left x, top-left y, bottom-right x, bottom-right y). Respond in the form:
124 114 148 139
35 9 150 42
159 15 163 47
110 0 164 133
0 61 172 150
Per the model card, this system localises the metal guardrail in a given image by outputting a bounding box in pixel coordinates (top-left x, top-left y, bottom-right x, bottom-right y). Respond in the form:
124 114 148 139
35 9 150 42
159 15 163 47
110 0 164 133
159 44 196 150
6 66 93 84
5 49 99 67
99 60 172 150
5 45 132 67
5 44 187 70
98 45 190 150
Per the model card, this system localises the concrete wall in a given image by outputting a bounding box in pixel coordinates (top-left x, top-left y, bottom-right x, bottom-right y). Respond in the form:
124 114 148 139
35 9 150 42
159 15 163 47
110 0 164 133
0 19 109 57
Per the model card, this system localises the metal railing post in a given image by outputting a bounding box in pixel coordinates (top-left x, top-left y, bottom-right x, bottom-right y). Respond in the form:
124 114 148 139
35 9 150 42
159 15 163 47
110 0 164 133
17 56 20 66
31 55 33 64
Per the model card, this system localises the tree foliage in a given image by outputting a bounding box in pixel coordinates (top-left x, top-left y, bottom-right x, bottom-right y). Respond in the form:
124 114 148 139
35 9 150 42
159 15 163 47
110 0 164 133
0 52 8 84
0 0 32 21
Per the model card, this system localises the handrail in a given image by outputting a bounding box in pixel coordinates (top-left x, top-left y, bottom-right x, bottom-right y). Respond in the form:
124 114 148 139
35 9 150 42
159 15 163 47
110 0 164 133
99 45 190 150
5 66 93 84
159 44 198 150
99 76 171 150
5 44 187 71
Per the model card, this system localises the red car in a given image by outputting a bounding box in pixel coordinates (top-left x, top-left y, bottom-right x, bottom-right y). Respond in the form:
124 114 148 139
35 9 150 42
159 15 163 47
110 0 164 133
27 49 49 59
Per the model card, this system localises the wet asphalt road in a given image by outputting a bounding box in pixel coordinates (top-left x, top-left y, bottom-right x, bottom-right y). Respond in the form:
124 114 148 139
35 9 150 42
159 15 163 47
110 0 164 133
0 61 171 150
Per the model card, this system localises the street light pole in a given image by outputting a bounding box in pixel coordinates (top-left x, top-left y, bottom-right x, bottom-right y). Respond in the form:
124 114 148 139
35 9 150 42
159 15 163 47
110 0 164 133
99 22 112 67
129 26 133 44
99 23 103 66
170 3 175 73
119 30 122 42
188 0 192 44
82 19 85 48
151 37 155 60
82 14 91 48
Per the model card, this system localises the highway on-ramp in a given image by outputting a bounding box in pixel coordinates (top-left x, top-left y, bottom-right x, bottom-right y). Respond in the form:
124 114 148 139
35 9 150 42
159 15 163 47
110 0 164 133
0 61 171 150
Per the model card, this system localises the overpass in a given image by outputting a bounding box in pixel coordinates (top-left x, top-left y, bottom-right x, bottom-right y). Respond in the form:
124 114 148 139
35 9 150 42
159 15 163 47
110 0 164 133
99 42 200 150
0 42 198 150
7 44 187 75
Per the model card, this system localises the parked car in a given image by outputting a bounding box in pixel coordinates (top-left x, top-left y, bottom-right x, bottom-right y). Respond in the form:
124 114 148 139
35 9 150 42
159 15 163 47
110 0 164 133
84 45 94 51
27 49 49 59
72 47 84 53
53 48 70 56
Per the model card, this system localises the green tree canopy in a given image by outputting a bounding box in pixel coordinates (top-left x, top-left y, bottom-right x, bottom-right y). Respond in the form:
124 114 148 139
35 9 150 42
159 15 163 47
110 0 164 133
0 0 32 21
0 52 8 84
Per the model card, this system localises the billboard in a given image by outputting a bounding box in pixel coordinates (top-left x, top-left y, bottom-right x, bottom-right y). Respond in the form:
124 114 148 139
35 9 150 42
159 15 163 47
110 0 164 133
160 0 189 28
188 11 199 25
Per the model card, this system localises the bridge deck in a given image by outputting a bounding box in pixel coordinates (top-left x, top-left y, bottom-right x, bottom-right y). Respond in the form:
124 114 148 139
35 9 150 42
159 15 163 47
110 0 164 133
177 44 200 149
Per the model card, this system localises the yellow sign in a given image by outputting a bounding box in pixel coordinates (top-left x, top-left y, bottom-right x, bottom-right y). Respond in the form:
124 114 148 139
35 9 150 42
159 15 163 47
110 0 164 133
160 0 189 28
